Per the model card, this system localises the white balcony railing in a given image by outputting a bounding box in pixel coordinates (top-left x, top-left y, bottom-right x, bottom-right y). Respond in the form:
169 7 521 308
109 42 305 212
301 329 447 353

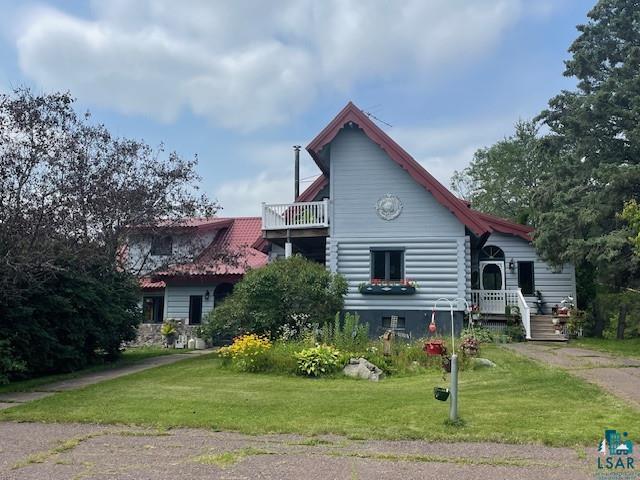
262 199 329 230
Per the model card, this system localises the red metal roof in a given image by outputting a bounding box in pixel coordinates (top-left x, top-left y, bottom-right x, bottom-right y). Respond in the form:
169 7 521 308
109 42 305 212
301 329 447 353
472 210 534 241
140 277 165 290
133 217 234 232
153 217 268 279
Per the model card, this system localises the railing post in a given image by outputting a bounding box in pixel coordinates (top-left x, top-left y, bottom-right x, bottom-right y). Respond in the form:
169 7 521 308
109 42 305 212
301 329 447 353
323 198 329 226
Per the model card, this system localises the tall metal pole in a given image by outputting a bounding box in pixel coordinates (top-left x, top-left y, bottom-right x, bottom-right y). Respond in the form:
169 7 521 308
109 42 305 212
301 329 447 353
293 145 301 200
435 297 458 422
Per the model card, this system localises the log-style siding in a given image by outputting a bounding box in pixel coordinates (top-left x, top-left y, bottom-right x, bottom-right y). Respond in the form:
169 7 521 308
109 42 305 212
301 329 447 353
326 127 469 311
485 233 576 313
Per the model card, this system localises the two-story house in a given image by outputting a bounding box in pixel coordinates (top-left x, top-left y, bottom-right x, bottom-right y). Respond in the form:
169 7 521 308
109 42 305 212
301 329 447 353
261 102 576 341
126 217 268 343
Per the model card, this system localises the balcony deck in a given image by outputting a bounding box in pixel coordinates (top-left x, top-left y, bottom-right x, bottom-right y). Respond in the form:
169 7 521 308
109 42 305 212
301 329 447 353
261 200 329 240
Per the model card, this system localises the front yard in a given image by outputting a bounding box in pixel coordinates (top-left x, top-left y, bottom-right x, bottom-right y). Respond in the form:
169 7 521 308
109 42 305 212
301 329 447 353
2 345 638 447
0 347 183 394
571 337 640 358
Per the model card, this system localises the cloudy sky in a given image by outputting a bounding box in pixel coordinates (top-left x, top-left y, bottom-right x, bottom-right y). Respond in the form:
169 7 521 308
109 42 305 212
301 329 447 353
0 0 589 216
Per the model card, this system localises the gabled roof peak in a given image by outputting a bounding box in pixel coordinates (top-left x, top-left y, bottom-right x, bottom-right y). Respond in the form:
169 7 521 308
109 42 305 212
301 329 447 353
306 102 493 237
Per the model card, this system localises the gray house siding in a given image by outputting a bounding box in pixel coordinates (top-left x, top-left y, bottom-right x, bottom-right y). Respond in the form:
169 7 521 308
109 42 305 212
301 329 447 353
335 237 469 311
329 128 465 238
485 233 576 313
165 284 216 324
323 127 468 337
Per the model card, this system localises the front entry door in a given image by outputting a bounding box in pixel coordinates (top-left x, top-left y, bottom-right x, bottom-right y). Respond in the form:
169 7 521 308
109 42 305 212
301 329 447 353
479 261 506 314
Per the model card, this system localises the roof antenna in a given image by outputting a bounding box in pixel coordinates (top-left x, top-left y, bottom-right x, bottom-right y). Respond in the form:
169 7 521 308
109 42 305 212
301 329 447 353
363 110 393 128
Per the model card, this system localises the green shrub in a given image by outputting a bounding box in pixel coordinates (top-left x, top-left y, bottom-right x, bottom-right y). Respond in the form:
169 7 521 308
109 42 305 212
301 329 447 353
261 341 303 375
202 256 347 343
504 324 526 342
0 260 141 381
320 312 369 352
461 327 493 343
295 345 342 377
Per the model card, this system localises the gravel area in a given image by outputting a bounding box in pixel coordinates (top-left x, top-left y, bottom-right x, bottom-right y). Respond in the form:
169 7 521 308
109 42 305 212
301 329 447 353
0 421 592 480
504 343 640 409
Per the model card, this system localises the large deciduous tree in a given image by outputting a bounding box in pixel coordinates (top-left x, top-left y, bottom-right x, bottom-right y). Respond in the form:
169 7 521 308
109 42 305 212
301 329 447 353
0 88 220 381
451 120 557 224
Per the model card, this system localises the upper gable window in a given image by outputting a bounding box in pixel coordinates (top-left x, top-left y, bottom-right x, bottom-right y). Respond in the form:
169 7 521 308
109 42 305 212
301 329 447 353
151 235 173 256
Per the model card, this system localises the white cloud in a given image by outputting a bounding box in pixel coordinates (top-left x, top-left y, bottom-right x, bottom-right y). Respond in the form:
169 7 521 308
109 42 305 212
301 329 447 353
214 141 322 216
388 117 518 187
214 173 292 217
14 0 523 130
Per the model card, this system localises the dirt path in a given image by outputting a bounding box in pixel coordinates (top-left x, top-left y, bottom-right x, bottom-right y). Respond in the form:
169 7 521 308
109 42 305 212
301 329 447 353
504 343 640 409
0 421 592 480
0 350 212 410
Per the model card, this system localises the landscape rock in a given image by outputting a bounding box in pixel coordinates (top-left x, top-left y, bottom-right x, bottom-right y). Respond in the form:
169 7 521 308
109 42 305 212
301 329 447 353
473 357 497 368
343 357 384 381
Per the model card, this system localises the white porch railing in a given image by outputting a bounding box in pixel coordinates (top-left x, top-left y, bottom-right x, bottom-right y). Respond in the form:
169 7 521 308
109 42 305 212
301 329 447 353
262 199 329 230
470 288 531 340
516 288 532 340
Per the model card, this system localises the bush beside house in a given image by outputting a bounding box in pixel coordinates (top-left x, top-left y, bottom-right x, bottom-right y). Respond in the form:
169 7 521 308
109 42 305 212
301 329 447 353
202 255 348 343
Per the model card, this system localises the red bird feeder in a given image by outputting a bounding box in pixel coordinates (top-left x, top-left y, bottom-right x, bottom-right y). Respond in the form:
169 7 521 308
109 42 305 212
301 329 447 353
428 309 437 334
424 339 445 356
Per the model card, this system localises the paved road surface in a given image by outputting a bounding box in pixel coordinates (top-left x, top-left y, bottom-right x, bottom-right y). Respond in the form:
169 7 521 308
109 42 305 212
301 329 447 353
0 422 592 480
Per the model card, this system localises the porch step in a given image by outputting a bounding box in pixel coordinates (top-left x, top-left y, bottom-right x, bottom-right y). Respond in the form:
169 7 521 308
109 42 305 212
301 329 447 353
529 315 567 342
529 335 568 342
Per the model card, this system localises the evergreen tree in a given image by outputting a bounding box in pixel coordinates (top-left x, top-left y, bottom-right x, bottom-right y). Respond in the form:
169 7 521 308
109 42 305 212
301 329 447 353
534 0 640 291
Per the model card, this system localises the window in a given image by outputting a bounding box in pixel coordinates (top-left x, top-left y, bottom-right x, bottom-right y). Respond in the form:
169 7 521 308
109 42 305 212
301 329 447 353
479 245 505 260
370 249 404 281
189 295 203 324
382 316 406 330
518 261 535 295
151 235 172 256
214 283 234 305
142 296 164 324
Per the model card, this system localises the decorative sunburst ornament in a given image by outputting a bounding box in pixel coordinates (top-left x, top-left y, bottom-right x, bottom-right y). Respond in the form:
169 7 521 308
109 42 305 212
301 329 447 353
376 194 403 220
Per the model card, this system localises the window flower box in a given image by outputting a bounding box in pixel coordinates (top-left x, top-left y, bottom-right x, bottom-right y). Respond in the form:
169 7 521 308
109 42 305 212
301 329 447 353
358 279 417 295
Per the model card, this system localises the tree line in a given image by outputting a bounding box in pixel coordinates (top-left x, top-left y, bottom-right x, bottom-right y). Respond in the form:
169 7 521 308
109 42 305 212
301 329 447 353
452 0 640 338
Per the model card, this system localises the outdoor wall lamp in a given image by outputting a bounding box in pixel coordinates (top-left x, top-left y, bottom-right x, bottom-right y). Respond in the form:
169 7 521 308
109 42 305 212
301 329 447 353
508 258 515 272
204 289 210 301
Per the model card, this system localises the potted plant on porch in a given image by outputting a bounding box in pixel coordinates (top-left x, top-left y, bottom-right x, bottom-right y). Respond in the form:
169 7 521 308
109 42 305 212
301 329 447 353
193 326 207 350
160 320 178 348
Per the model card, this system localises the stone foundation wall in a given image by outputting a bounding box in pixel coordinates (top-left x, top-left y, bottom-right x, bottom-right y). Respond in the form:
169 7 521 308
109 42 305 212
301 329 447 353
133 322 201 347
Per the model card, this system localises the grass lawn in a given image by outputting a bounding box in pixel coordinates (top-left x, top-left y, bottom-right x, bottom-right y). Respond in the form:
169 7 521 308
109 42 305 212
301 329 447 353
571 337 640 358
0 346 183 394
2 345 638 447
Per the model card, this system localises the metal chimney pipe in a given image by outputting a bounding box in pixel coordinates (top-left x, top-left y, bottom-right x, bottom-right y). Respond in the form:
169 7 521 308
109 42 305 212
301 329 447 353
293 145 301 200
